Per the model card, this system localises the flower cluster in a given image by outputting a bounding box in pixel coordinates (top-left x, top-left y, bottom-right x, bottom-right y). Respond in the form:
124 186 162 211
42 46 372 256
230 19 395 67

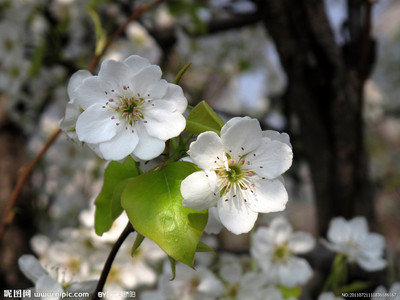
181 117 293 234
60 55 187 161
141 216 315 300
25 205 166 296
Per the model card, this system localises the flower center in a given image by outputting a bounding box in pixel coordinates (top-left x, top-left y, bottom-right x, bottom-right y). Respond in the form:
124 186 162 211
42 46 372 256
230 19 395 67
113 94 145 126
222 164 243 183
189 276 201 294
102 86 153 129
273 243 290 262
216 153 255 197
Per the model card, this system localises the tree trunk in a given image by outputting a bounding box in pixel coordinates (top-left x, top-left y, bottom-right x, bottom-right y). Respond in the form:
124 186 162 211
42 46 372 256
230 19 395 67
0 97 36 289
257 0 375 235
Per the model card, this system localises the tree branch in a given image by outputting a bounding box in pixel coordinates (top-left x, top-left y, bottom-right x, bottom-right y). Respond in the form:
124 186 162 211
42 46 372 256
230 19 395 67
91 222 135 300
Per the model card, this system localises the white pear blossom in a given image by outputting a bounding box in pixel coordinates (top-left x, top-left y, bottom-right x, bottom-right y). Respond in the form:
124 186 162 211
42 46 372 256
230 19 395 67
250 217 315 287
62 55 187 161
30 207 166 291
181 117 293 234
18 254 96 300
141 263 225 300
373 282 400 300
322 216 387 272
218 261 283 300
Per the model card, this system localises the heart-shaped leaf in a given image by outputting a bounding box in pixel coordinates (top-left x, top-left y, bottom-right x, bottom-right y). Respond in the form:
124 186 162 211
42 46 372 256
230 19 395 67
121 161 207 267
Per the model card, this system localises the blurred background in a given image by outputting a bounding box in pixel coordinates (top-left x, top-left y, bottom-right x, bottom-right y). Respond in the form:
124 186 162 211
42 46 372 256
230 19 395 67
0 0 399 298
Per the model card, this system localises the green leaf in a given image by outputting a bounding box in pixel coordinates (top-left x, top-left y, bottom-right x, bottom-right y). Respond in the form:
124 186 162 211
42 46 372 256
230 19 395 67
94 157 138 236
196 241 214 253
121 161 208 267
131 233 145 256
276 285 302 298
185 101 224 135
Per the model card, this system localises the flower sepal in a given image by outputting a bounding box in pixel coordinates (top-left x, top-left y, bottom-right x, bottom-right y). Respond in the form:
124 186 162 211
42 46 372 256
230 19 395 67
185 100 225 135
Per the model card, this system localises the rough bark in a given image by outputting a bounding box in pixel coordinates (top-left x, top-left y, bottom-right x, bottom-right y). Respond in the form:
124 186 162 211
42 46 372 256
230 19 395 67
257 0 375 235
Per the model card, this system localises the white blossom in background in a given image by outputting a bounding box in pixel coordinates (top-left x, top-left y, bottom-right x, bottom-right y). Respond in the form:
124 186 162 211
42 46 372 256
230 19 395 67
30 206 166 294
61 55 187 161
181 117 293 234
217 260 283 300
322 216 387 272
373 282 400 300
141 263 225 300
318 292 345 300
18 255 96 300
250 216 315 287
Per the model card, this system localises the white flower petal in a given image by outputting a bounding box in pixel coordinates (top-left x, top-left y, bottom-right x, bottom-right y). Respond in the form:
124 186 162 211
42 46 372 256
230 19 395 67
204 207 223 234
98 126 139 161
66 280 97 295
146 79 168 99
327 217 349 244
123 55 151 73
219 262 242 285
75 76 112 109
197 267 225 297
132 124 165 160
181 171 218 211
362 233 386 257
221 117 262 156
349 216 369 240
217 194 258 235
68 70 92 99
188 131 224 170
98 59 133 87
262 130 292 148
269 217 293 244
220 116 249 136
277 257 313 287
130 65 162 94
249 178 288 213
356 255 387 272
161 83 187 113
76 104 117 143
35 275 64 299
59 98 81 138
143 101 186 140
389 282 400 294
251 227 275 257
249 140 293 179
18 255 48 283
288 231 316 254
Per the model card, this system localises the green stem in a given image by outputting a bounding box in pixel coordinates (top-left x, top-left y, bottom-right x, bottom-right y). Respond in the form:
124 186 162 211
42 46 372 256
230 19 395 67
91 222 134 300
173 62 192 85
322 254 347 293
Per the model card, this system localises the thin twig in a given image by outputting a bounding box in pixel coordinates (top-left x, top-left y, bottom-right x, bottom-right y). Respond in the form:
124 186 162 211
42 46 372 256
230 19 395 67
91 222 135 300
0 0 164 240
87 0 164 72
0 128 61 238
